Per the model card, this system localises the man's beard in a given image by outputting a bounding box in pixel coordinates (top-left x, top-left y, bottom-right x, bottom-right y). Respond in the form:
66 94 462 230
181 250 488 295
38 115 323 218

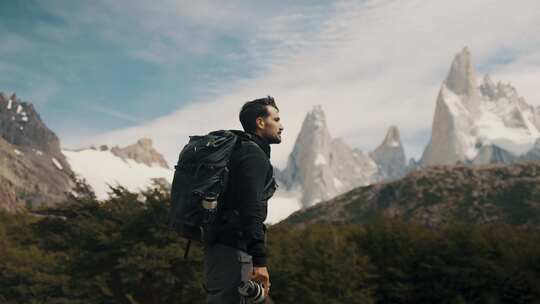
267 135 281 144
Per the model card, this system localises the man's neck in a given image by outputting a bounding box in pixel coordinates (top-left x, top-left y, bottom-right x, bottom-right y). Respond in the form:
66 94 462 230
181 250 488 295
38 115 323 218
246 131 271 157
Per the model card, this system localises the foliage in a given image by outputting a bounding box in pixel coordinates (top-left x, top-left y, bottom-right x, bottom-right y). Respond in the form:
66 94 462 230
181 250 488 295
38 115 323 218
1 182 540 303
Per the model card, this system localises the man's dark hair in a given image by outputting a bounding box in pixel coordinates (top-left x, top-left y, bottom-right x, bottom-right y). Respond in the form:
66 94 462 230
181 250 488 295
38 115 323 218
239 96 279 133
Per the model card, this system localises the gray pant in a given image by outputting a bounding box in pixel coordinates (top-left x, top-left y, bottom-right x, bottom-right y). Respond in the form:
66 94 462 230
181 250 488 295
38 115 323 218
204 243 253 304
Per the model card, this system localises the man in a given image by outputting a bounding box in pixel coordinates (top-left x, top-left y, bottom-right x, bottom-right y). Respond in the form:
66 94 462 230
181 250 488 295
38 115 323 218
204 96 283 303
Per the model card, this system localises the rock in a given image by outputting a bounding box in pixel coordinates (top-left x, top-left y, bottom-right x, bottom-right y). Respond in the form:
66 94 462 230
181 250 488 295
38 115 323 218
444 46 480 104
281 106 377 207
369 126 407 181
0 92 72 173
110 138 169 169
420 48 540 167
0 92 75 211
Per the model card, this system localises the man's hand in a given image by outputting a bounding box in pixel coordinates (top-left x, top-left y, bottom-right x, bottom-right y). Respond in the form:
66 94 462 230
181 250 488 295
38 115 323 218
252 266 270 296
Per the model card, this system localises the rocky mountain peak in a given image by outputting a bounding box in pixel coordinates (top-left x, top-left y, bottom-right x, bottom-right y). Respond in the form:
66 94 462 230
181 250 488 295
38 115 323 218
304 105 328 131
281 106 377 207
0 91 71 173
444 47 479 99
369 126 407 181
110 138 169 169
421 48 540 168
480 75 522 102
480 74 497 100
0 91 74 211
381 125 401 148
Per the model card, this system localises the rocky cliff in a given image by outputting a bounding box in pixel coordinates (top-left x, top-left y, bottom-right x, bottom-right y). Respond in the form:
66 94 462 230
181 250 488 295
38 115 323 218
280 106 378 207
110 138 169 169
0 92 74 211
420 47 540 166
369 126 407 181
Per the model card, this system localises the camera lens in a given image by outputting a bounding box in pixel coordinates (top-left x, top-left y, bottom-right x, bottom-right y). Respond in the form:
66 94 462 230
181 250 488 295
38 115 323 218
238 280 265 303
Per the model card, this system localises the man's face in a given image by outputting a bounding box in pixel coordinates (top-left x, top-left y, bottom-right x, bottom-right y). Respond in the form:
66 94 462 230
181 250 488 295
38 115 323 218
257 106 283 144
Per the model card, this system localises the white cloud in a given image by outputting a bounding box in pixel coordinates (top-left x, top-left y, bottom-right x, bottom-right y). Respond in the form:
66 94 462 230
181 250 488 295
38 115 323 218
68 0 540 168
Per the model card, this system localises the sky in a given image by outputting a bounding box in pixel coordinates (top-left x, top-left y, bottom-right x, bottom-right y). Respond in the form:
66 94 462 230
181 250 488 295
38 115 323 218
1 0 540 168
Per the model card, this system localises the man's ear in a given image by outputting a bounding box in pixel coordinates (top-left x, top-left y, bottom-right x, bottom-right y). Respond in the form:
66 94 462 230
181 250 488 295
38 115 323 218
255 117 265 129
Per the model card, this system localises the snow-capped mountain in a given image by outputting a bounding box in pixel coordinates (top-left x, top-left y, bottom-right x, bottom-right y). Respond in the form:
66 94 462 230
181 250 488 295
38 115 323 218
421 47 540 166
280 106 380 207
62 137 295 223
0 92 74 211
63 139 173 200
369 126 407 181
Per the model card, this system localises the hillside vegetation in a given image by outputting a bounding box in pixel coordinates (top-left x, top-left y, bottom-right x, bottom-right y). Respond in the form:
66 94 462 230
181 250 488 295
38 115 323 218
285 161 540 228
1 180 540 303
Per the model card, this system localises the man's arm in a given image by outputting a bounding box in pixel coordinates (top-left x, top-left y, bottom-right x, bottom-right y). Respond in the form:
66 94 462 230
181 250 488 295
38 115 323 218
236 150 271 295
236 151 270 267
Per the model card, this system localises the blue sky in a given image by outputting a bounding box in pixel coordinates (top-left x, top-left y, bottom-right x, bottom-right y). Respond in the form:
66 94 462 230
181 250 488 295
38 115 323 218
1 1 328 135
0 1 272 134
2 0 540 167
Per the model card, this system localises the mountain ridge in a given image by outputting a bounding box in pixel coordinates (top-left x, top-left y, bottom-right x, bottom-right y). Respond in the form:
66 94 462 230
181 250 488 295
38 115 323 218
283 160 540 228
0 92 75 211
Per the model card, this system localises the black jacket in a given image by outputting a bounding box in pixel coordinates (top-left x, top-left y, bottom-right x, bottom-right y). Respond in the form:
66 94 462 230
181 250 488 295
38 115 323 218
217 130 276 267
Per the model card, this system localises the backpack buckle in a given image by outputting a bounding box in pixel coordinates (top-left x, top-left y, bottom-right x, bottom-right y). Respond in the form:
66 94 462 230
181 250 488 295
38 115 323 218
202 199 217 210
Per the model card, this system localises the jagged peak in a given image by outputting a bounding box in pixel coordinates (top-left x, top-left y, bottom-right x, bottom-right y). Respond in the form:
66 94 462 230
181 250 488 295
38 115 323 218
300 105 328 132
381 125 401 148
135 137 153 148
110 138 169 169
444 47 478 97
480 74 497 100
0 92 18 103
307 105 326 121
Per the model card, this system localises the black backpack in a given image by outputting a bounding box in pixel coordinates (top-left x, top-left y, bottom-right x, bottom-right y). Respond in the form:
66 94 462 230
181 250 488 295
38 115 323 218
169 130 240 257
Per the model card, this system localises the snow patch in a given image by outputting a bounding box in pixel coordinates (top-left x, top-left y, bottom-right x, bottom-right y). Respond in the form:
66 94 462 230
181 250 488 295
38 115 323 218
19 126 23 131
52 158 63 170
63 149 173 200
441 86 471 117
387 139 399 147
14 149 22 156
16 105 22 114
266 189 302 224
21 116 28 122
314 153 327 166
7 99 12 109
333 177 344 189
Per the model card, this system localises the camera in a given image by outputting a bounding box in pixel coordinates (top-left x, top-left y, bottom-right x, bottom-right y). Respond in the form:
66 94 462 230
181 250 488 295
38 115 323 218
238 280 265 303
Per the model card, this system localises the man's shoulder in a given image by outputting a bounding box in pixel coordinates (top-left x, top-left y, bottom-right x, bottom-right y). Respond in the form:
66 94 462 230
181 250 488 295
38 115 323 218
233 140 268 162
